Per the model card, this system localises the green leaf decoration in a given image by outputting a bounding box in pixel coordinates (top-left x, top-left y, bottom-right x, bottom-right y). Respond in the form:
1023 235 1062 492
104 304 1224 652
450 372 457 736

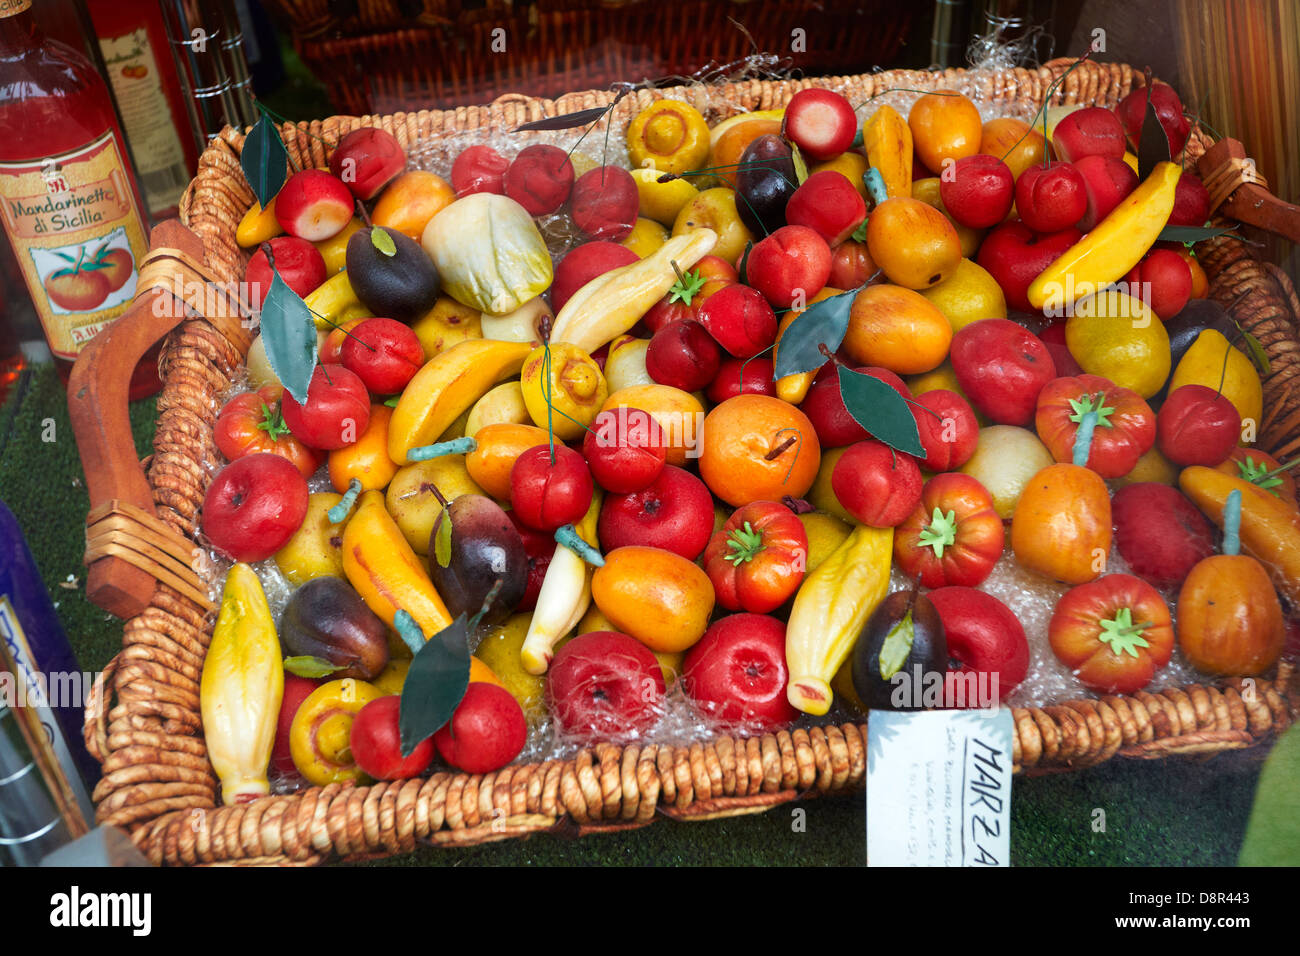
384 395 400 407
877 609 914 680
851 218 868 244
241 114 289 208
1136 80 1172 180
259 270 318 406
371 227 397 257
1240 722 1300 865
837 365 924 456
282 655 344 679
1242 330 1272 375
1155 224 1237 244
772 285 859 379
434 512 453 569
399 614 472 757
791 142 810 185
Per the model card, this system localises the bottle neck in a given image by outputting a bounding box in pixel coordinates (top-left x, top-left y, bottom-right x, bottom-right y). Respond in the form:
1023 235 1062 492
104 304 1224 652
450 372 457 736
0 4 41 58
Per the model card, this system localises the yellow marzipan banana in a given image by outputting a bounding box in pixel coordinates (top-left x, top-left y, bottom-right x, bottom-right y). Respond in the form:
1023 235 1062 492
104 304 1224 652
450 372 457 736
387 338 533 464
1027 161 1181 313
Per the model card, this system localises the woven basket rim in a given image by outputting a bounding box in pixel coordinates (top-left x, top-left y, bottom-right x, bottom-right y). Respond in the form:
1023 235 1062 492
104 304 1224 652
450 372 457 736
96 59 1300 866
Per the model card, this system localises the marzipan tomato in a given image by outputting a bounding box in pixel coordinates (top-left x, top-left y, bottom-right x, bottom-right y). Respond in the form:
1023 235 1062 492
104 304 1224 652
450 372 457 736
703 501 809 613
282 365 372 451
894 473 1003 588
1035 374 1155 478
642 256 736 332
215 385 324 478
1048 573 1174 694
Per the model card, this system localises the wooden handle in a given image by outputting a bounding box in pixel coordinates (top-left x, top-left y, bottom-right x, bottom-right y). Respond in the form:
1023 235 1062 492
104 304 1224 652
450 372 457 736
1196 137 1300 243
68 221 209 620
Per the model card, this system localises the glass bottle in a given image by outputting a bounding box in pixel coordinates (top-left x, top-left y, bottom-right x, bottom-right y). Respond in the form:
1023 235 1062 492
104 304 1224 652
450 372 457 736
0 0 161 399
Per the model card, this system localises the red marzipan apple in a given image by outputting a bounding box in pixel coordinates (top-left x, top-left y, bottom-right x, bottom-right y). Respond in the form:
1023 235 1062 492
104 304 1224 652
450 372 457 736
1111 482 1216 590
275 169 355 242
271 674 320 778
977 221 1082 314
244 236 327 310
939 154 1015 229
1051 107 1127 164
340 317 425 395
1014 162 1088 234
1156 384 1240 466
745 224 832 311
784 171 867 246
801 362 910 448
781 88 858 161
1168 172 1211 227
328 126 406 201
645 318 721 392
1123 248 1192 321
696 283 779 358
351 695 435 780
546 631 666 743
927 587 1028 704
433 682 527 774
598 464 714 560
202 452 309 562
682 614 798 730
950 319 1056 426
831 439 923 528
582 407 667 494
550 241 639 312
706 356 776 404
1116 83 1191 157
1073 154 1138 231
911 388 979 472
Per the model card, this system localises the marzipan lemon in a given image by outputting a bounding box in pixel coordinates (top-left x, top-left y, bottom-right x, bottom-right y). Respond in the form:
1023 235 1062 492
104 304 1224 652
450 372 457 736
919 257 1008 332
1065 290 1170 398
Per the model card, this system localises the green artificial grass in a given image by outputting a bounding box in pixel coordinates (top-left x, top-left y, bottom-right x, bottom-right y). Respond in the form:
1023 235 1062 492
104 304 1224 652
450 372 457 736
0 361 1265 866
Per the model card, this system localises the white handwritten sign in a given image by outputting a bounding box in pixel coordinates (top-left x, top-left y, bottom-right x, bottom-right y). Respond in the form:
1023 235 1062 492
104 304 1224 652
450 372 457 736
866 709 1013 866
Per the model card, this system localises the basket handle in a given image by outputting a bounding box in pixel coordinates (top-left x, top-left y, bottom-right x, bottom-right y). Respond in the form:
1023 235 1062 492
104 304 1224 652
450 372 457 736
68 221 214 620
1197 137 1300 243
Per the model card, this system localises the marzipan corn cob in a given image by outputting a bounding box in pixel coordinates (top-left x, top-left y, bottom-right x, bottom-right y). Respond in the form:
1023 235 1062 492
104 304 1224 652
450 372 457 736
200 562 284 804
785 523 893 715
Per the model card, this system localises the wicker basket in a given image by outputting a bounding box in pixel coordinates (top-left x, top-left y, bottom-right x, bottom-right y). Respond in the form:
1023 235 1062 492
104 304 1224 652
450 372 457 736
265 0 916 114
70 59 1300 866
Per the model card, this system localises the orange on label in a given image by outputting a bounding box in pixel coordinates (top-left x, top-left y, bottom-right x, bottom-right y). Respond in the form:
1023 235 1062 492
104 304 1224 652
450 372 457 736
0 131 148 359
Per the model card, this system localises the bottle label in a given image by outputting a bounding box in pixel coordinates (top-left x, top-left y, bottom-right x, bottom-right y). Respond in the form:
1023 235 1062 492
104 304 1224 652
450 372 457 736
97 27 190 214
0 0 33 20
0 132 149 360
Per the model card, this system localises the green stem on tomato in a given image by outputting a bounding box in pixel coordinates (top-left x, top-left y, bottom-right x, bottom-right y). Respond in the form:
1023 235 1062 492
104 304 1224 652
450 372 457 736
1222 488 1243 556
1072 409 1099 468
